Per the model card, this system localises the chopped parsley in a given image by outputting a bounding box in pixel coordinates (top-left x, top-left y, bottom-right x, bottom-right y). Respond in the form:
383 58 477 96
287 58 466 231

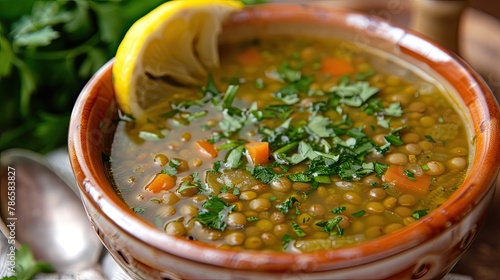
138 131 164 141
403 169 416 181
232 187 241 196
250 165 282 184
424 135 435 143
271 62 314 105
332 206 346 214
328 81 379 107
213 161 222 173
177 173 203 193
384 133 404 146
315 216 344 235
307 115 334 137
282 234 294 250
412 209 430 219
255 78 264 89
222 85 239 109
291 221 307 237
161 159 181 176
374 162 389 177
384 102 403 117
220 185 240 195
352 210 366 218
131 206 146 213
195 195 235 230
276 197 299 214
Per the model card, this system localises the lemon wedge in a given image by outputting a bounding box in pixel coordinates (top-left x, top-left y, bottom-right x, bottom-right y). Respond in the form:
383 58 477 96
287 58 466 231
112 0 243 117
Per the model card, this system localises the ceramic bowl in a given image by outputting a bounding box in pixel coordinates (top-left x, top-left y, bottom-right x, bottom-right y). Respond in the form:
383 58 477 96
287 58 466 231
68 3 500 280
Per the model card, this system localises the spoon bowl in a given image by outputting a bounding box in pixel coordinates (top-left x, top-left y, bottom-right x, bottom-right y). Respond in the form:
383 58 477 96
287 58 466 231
0 149 102 273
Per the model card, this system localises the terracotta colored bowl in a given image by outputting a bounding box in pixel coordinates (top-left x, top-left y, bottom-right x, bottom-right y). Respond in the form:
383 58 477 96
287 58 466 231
68 4 500 280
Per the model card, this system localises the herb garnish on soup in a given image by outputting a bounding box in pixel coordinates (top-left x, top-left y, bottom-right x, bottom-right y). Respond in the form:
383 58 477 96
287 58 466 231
109 36 470 252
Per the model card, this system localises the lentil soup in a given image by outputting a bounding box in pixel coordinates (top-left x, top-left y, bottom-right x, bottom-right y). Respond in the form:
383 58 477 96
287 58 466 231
109 36 471 253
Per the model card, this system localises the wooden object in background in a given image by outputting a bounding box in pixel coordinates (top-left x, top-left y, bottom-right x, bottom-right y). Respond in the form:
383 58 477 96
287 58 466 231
410 0 467 53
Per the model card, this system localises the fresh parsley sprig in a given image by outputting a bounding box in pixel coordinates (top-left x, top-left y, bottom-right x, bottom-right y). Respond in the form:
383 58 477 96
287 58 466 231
276 196 299 214
7 244 55 280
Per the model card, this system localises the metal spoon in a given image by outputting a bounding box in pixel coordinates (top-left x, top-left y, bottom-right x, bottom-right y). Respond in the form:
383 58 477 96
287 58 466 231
0 149 104 278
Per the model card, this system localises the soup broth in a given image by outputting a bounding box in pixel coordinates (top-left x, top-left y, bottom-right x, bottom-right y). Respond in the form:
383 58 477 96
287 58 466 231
109 36 471 252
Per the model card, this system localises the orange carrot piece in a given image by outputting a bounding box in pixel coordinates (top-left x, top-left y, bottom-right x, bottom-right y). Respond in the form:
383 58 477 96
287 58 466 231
245 142 270 166
146 173 176 193
320 57 355 76
383 165 432 198
238 47 262 65
195 140 218 158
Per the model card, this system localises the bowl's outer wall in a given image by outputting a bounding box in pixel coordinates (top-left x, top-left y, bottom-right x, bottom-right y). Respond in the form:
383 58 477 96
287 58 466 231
68 3 500 280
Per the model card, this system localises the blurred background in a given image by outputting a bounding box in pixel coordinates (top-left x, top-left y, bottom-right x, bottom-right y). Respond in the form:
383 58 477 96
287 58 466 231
1 0 499 279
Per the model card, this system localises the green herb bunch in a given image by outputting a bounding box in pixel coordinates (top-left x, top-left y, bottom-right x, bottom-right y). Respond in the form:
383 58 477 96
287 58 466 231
0 0 169 153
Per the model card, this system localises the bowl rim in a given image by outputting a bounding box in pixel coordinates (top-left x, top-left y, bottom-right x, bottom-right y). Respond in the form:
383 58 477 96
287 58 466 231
68 2 500 272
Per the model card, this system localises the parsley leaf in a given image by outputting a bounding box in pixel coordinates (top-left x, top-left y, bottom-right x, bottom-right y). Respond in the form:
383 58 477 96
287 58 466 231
332 206 346 214
195 195 235 230
352 210 366 218
307 115 334 137
14 244 55 280
291 221 307 237
412 209 430 219
374 162 389 177
277 61 302 82
315 216 344 235
276 197 299 214
384 134 404 146
222 85 239 109
328 81 379 107
132 206 147 213
384 102 403 117
250 165 282 184
161 159 180 176
224 146 245 169
282 234 294 250
273 86 300 105
403 169 417 181
251 104 294 121
202 73 220 97
177 173 203 193
287 172 313 183
255 78 264 89
219 108 246 134
272 62 313 105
